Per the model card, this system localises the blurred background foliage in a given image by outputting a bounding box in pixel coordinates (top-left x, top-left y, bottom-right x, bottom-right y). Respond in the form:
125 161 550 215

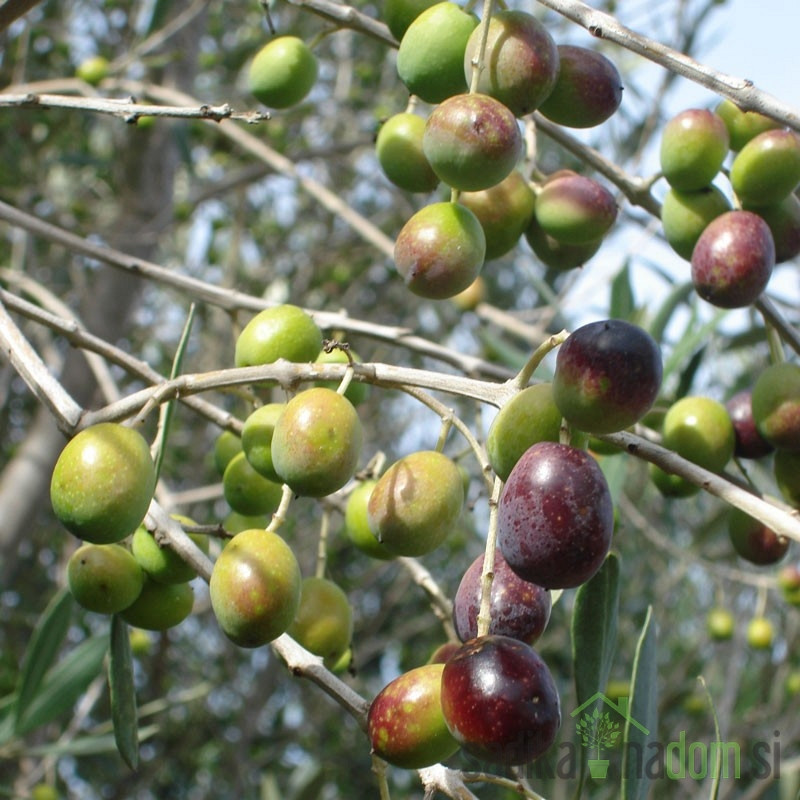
1 0 799 798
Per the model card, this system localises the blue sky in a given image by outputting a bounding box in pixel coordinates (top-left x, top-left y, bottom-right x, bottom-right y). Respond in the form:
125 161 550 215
563 0 800 329
674 0 800 111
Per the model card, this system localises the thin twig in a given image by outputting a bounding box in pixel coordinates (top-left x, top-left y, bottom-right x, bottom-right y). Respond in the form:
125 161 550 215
0 0 43 32
0 287 243 433
0 200 511 380
598 429 800 543
0 294 83 431
0 268 121 404
0 92 268 124
618 494 777 590
75 361 515 431
286 0 397 46
270 633 371 728
397 557 457 640
114 79 396 258
532 113 662 217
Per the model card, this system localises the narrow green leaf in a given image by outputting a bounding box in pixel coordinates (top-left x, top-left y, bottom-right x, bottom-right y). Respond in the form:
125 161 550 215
14 589 73 732
621 606 658 800
571 552 620 706
152 302 196 479
0 695 15 746
698 676 722 800
662 308 727 384
109 615 139 770
25 724 159 758
674 344 707 400
610 262 635 321
648 282 694 345
570 553 620 800
16 635 108 735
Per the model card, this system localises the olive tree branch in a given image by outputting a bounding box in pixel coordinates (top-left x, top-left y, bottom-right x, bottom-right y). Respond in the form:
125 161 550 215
77 361 515 431
0 0 43 32
398 556 457 640
114 79 397 259
599 429 800 543
0 199 511 380
463 770 548 799
286 0 398 46
531 113 662 217
617 493 777 590
418 764 481 800
145 500 215 580
0 294 82 432
145 498 371 726
271 634 371 726
533 0 800 132
0 287 244 433
0 92 269 123
0 268 121 404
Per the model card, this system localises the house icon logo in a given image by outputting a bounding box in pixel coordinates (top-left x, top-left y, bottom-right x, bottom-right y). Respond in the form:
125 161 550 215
570 693 649 780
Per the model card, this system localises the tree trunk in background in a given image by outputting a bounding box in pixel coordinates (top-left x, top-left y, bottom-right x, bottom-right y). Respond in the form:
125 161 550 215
0 2 202 568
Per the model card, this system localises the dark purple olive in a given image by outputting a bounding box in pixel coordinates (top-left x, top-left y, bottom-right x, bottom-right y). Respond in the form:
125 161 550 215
498 442 613 589
440 635 560 765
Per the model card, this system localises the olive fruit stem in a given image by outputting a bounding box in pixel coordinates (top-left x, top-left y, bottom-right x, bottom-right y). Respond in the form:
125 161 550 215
764 321 785 366
513 329 569 389
463 770 548 798
372 754 392 800
756 295 800 358
336 363 356 396
467 0 496 94
401 385 494 493
755 585 768 619
315 510 332 578
476 476 503 638
398 557 457 639
267 484 295 534
361 450 387 480
435 415 455 453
